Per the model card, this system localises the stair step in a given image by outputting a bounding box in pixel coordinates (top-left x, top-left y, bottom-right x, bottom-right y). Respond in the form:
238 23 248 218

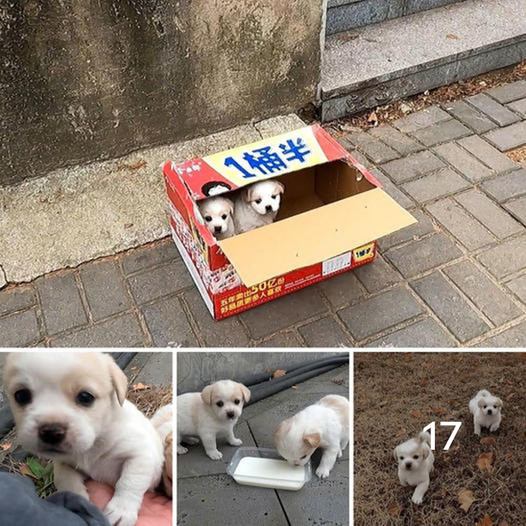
327 0 467 35
321 0 526 121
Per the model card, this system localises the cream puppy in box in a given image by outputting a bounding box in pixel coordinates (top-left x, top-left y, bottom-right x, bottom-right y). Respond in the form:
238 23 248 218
177 380 250 460
469 389 503 436
197 196 235 240
3 352 164 526
273 395 349 479
234 179 284 234
394 431 434 505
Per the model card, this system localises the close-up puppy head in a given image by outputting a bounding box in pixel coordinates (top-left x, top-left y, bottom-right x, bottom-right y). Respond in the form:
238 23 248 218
197 196 234 237
273 419 320 467
244 180 284 216
3 352 128 459
200 380 250 422
478 394 503 416
393 432 430 472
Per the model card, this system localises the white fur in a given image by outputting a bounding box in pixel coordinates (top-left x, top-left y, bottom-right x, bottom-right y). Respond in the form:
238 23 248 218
394 431 434 505
273 395 349 479
4 352 164 526
177 380 250 460
469 389 503 436
197 196 235 240
234 180 284 234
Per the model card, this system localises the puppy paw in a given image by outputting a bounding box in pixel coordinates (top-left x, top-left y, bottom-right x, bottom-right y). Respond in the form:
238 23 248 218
207 449 223 460
185 437 200 445
411 495 423 505
228 438 243 446
104 498 138 526
177 445 188 454
315 466 331 479
489 424 499 432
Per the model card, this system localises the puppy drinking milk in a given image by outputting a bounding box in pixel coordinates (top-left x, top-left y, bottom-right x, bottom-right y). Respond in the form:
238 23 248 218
273 395 349 479
197 196 235 240
469 389 503 436
177 380 250 460
234 179 284 234
394 431 434 505
3 352 164 526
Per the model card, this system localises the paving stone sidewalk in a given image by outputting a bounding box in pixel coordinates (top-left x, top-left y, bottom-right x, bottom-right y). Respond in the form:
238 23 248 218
177 364 350 526
2 81 526 347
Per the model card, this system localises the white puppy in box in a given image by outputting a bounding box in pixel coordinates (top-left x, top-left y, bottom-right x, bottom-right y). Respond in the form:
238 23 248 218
234 179 284 234
469 389 503 436
394 431 434 505
3 352 165 526
177 380 250 460
197 196 235 240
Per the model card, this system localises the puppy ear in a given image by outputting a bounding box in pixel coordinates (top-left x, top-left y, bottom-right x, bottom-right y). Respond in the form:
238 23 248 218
421 446 429 459
274 181 285 194
243 187 253 203
303 433 321 448
478 398 486 408
107 356 128 406
226 198 234 216
495 397 503 408
201 384 214 406
239 383 251 403
393 446 400 461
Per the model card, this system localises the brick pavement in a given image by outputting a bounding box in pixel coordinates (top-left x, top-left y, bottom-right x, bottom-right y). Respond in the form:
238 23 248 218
1 81 526 347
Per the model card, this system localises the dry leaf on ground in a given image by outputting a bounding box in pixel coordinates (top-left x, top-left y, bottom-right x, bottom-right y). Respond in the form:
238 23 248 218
272 369 286 379
476 452 494 473
387 502 402 517
0 443 11 451
132 382 151 391
446 33 459 39
477 514 493 526
291 385 297 390
458 488 475 512
480 437 496 445
396 428 406 436
410 409 422 418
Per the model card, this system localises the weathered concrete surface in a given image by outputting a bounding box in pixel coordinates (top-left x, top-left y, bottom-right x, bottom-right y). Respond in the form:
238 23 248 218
0 267 6 289
0 114 304 284
0 1 322 186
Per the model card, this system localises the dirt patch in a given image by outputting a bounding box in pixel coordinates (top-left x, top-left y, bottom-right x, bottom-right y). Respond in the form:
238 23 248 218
506 146 526 167
354 352 526 526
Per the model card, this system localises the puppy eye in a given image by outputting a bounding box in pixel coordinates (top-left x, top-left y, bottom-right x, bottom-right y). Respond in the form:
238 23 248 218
216 401 224 407
255 199 262 204
300 455 307 459
493 405 497 409
76 391 95 407
221 214 227 220
400 456 404 460
484 405 487 409
204 216 212 222
272 195 277 199
234 399 240 405
14 389 32 406
413 455 419 459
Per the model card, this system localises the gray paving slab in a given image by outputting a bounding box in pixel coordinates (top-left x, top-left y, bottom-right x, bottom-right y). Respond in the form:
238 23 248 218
368 124 424 155
366 317 456 347
481 169 526 203
368 166 415 208
443 99 497 134
504 196 526 226
477 235 526 279
465 93 520 127
457 135 519 173
487 80 526 103
454 189 523 239
299 317 352 347
409 119 472 147
443 260 522 326
0 309 41 347
353 254 402 293
507 97 526 118
259 331 304 347
506 274 526 303
345 131 400 163
484 121 526 151
401 168 471 204
120 240 180 275
393 106 452 133
378 209 435 251
338 287 425 341
432 141 494 182
476 320 526 347
385 233 463 278
0 285 36 316
380 150 445 183
411 272 490 342
126 352 172 386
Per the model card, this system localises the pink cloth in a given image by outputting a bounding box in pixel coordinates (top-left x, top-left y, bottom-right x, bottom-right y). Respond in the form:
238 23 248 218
86 481 172 526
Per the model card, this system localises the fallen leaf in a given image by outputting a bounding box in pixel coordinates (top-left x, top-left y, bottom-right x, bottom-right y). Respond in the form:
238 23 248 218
117 160 147 172
411 409 422 418
436 407 446 415
403 353 413 362
130 366 138 371
446 33 459 40
450 400 461 408
480 437 496 445
458 488 475 512
0 443 11 451
272 369 286 379
132 382 151 391
438 488 447 498
387 502 402 517
367 111 378 126
477 514 493 526
124 222 133 229
332 379 345 385
20 464 38 479
476 452 493 473
498 521 510 526
291 385 298 390
396 427 406 437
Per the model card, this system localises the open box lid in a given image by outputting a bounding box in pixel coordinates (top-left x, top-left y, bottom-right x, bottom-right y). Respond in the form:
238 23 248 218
219 187 416 287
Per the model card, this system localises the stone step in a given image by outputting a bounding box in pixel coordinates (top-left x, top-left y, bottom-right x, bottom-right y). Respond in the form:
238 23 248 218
327 0 467 35
321 0 526 121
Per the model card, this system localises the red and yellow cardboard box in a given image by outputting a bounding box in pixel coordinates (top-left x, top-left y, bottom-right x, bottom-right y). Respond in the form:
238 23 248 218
163 124 416 320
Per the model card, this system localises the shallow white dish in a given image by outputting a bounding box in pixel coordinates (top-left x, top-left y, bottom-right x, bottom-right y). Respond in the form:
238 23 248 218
226 447 311 490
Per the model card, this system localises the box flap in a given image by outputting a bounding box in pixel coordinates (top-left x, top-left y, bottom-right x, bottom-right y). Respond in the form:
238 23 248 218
219 188 417 287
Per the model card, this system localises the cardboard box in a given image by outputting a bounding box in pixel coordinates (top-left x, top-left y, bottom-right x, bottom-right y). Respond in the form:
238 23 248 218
163 124 416 320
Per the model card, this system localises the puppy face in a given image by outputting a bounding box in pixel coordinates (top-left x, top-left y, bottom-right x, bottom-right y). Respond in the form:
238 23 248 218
3 352 127 459
273 419 320 466
478 395 503 417
198 197 234 236
200 380 250 422
394 438 429 472
244 180 284 216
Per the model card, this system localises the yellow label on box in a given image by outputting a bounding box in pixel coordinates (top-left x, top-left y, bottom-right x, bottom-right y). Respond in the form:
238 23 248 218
353 243 375 263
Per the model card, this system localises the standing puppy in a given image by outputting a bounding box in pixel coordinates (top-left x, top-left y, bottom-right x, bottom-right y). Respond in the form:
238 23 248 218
469 389 503 436
394 431 434 505
177 380 250 460
197 196 235 240
3 352 164 526
234 180 284 234
273 395 349 479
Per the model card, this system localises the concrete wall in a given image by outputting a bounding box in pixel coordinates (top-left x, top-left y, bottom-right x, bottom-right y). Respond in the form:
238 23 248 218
177 352 345 393
0 1 323 186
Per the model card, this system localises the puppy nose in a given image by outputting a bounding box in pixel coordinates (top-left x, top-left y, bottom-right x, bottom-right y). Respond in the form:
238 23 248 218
39 423 67 445
265 205 272 212
227 411 235 419
214 226 222 233
488 409 492 415
406 462 412 470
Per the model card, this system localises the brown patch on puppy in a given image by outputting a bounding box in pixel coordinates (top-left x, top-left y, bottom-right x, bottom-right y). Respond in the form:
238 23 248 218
303 433 321 448
318 395 349 429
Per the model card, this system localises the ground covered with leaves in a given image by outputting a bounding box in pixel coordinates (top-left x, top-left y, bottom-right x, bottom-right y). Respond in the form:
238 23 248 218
0 385 172 496
354 352 525 526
